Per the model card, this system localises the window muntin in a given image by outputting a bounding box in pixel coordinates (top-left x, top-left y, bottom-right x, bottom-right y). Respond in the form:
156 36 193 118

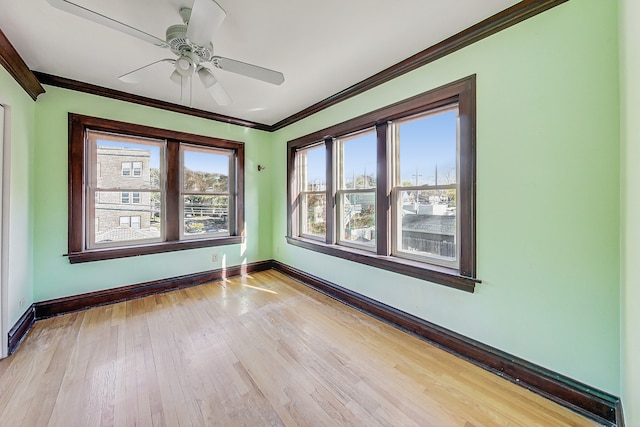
181 145 234 240
336 129 376 249
391 107 459 268
68 114 245 263
297 144 326 240
286 76 477 290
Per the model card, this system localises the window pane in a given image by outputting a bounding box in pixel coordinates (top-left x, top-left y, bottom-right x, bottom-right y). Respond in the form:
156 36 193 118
133 162 142 177
183 148 230 193
339 130 376 190
340 192 376 247
397 109 457 186
299 144 326 191
398 189 456 260
93 135 162 190
183 195 229 237
94 191 161 244
121 192 129 204
132 192 140 204
301 193 326 237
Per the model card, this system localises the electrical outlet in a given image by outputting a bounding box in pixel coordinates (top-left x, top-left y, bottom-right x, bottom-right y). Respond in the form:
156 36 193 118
212 253 219 262
19 297 25 309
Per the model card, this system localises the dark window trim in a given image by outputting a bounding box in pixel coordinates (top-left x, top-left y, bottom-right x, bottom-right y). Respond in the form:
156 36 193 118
285 236 477 292
287 76 478 291
67 113 245 263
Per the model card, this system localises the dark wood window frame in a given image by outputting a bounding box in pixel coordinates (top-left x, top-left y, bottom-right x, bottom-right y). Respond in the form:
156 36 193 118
68 113 245 263
287 76 479 292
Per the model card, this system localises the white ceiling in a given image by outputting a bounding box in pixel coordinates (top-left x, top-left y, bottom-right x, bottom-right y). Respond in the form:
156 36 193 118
1 0 519 126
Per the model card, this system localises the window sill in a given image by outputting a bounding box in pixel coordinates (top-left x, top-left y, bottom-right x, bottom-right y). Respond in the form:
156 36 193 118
67 236 244 263
286 236 479 293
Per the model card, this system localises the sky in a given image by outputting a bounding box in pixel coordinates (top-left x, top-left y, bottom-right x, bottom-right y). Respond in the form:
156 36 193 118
183 149 229 175
97 139 161 168
97 139 229 175
304 109 457 186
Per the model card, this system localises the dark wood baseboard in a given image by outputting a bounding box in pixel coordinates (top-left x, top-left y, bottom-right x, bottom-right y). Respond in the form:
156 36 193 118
8 305 35 355
271 260 622 426
34 260 272 319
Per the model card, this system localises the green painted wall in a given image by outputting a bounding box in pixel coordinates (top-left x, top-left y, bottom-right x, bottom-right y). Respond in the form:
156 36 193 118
271 0 620 394
32 86 273 302
0 67 35 331
619 0 639 423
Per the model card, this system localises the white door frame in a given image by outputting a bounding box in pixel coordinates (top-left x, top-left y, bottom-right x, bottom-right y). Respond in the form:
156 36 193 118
0 104 8 358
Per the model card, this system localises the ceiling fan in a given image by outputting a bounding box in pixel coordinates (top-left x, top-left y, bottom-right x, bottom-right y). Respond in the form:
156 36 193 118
46 0 285 106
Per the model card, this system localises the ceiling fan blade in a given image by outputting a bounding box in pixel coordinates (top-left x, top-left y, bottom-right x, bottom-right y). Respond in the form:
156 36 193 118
197 67 231 106
47 0 168 48
186 0 226 47
211 57 285 85
119 59 175 84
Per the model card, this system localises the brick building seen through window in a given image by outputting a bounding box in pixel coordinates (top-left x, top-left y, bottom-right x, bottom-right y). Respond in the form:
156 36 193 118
94 146 156 244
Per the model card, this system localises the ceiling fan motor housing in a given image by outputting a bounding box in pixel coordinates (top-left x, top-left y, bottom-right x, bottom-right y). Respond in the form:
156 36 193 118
166 24 214 62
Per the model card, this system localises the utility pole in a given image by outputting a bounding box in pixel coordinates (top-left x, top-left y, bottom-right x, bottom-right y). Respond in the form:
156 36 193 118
412 168 422 186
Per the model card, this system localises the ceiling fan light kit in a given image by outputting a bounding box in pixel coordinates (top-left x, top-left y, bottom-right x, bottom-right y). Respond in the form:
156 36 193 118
175 54 197 77
46 0 285 106
198 67 232 106
169 69 186 86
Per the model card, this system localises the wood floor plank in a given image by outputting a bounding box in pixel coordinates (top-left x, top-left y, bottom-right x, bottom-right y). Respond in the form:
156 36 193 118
0 270 601 426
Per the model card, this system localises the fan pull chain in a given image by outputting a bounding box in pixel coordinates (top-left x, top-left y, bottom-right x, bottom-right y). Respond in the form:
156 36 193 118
179 75 184 102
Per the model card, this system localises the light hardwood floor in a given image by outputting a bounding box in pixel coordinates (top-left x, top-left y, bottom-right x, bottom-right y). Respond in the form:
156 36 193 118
0 270 599 426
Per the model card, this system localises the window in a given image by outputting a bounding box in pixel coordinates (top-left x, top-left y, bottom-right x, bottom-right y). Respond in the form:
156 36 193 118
119 192 141 204
297 144 327 240
287 76 477 291
132 161 142 177
122 161 142 177
391 107 459 269
119 216 141 229
336 129 377 249
68 114 244 263
182 145 233 239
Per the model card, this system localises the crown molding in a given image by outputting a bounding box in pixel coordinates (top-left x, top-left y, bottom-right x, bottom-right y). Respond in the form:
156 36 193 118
269 0 569 131
0 28 45 101
30 0 568 132
34 71 271 131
